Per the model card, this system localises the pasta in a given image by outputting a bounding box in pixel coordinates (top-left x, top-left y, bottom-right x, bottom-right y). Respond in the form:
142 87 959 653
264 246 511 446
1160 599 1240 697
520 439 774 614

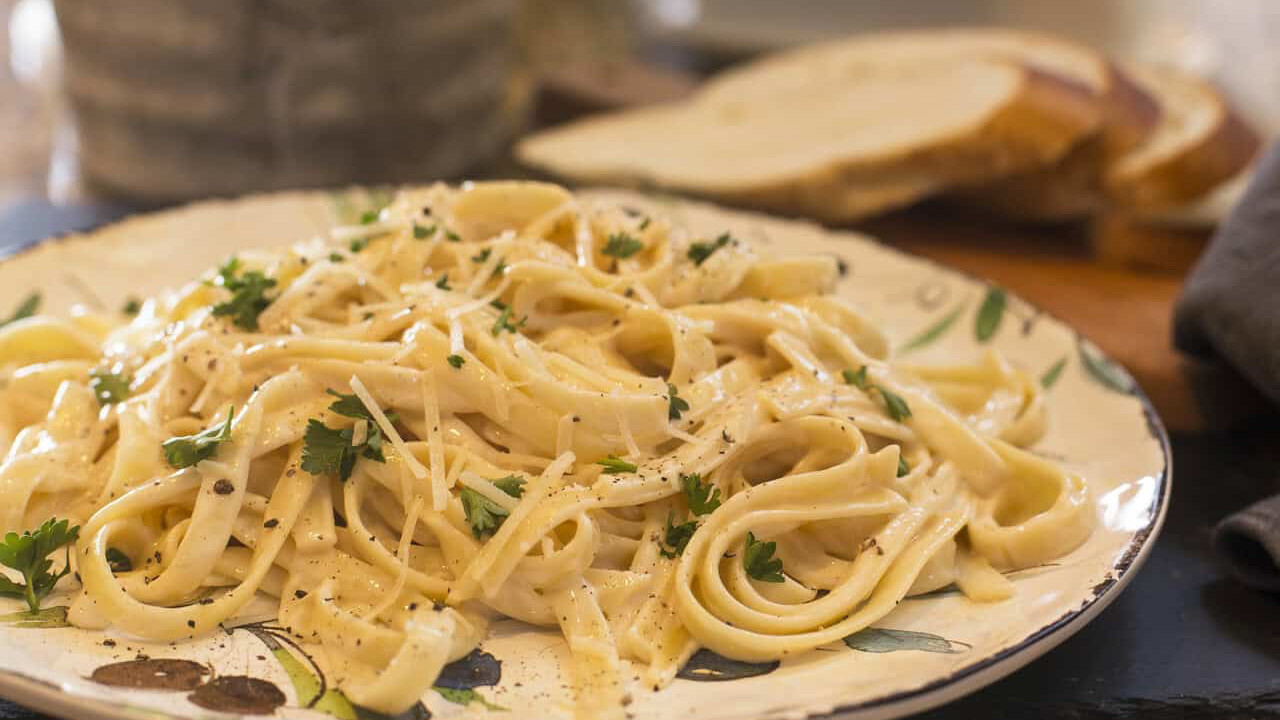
0 181 1093 717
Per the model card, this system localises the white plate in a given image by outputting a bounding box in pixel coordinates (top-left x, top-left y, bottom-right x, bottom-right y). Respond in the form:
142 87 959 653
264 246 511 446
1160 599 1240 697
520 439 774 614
0 187 1169 720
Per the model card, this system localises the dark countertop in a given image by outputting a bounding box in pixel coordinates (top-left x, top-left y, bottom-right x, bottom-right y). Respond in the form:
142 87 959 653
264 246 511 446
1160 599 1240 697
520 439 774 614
2 200 1280 720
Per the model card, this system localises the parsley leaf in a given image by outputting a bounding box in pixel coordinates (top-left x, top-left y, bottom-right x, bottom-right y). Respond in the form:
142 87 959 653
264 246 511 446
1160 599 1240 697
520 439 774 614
349 238 369 253
359 210 380 225
842 367 868 389
879 388 912 422
471 248 492 264
122 297 142 316
659 512 697 558
681 473 721 515
414 223 435 239
491 306 526 336
897 455 910 478
667 383 690 421
435 273 451 291
460 487 510 539
445 230 461 243
743 532 784 582
325 389 372 420
301 419 357 480
0 292 39 328
842 366 912 422
89 369 131 406
300 392 396 480
596 455 637 474
687 233 733 266
210 259 276 331
603 233 643 259
0 518 80 613
447 354 465 369
491 475 526 498
329 252 345 263
104 547 133 573
163 409 235 468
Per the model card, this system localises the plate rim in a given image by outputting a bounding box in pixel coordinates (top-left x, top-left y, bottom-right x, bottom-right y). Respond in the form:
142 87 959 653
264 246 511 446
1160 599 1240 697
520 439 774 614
0 188 1173 720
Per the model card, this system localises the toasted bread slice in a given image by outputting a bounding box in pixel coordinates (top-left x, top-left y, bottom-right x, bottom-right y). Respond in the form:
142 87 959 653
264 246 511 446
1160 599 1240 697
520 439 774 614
1105 63 1260 210
518 39 1100 222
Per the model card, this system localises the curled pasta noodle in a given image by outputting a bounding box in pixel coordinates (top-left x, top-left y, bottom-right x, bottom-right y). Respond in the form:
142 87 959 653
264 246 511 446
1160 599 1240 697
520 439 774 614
0 181 1093 718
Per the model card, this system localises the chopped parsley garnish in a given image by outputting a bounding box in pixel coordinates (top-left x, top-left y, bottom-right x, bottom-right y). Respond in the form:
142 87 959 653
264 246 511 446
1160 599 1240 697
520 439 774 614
460 476 525 539
359 209 380 225
122 297 142 316
447 354 465 369
659 512 697 558
897 455 910 478
743 532 784 582
879 389 912 422
603 233 643 259
842 365 912 423
491 305 527 336
0 518 80 613
329 252 345 263
687 233 733 266
325 389 377 420
681 473 721 515
349 238 369 253
89 369 131 406
596 455 637 474
445 230 461 243
105 547 132 573
435 273 451 290
492 258 508 278
639 218 651 231
842 367 868 389
472 248 492 264
667 383 690 421
163 408 235 469
301 420 359 480
300 391 397 480
491 475 526 498
1 292 39 328
460 488 507 538
210 258 276 331
414 223 435 239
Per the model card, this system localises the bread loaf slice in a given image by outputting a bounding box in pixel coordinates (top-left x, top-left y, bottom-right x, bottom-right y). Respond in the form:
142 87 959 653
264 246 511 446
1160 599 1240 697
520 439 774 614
518 37 1100 222
1104 63 1260 210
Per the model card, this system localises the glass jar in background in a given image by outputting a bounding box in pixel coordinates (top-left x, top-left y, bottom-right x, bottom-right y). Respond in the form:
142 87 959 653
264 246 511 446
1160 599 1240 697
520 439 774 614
52 0 531 205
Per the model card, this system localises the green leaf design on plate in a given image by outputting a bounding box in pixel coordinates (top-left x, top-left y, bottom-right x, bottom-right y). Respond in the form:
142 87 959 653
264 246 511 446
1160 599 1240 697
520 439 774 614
435 686 507 710
676 648 779 681
0 605 69 628
843 627 969 654
243 625 357 718
240 624 429 720
975 286 1006 342
1078 339 1135 394
1040 356 1068 390
899 303 965 354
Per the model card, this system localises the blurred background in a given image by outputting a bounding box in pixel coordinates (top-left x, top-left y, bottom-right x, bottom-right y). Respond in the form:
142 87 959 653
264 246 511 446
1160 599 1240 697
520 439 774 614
1 0 1276 207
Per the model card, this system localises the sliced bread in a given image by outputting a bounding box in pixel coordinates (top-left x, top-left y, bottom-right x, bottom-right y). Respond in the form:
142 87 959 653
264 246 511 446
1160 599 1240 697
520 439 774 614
1104 63 1260 210
517 38 1100 222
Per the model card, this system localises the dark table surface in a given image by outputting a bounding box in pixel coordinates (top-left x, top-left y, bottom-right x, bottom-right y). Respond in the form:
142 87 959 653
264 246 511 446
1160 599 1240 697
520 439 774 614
2 200 1279 720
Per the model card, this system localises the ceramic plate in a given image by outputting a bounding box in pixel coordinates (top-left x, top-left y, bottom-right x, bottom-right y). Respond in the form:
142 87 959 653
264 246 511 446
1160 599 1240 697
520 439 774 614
0 187 1169 720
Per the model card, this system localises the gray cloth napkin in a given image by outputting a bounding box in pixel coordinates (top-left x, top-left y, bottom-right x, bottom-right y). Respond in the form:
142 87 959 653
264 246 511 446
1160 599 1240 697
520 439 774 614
1175 144 1280 590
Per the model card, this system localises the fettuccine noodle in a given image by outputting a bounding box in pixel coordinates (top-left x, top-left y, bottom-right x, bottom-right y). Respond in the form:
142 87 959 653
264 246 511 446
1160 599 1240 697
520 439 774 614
0 182 1092 717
